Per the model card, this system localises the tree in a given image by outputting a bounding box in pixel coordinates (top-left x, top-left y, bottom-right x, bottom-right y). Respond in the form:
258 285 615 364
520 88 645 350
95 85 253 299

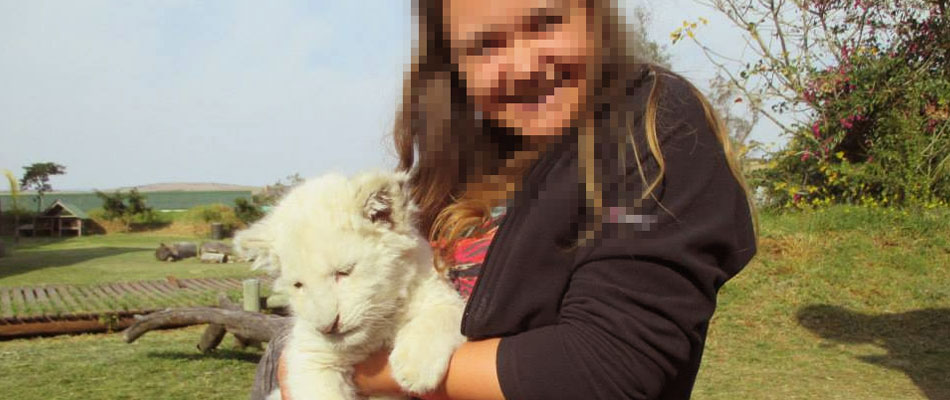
3 170 22 242
234 197 264 225
95 190 128 221
20 162 66 213
674 1 949 206
628 6 672 68
94 189 155 228
673 0 945 133
126 189 150 216
708 72 759 147
252 173 305 208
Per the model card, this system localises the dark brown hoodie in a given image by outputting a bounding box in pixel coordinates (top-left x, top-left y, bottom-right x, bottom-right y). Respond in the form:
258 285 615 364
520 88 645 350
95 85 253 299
460 67 757 400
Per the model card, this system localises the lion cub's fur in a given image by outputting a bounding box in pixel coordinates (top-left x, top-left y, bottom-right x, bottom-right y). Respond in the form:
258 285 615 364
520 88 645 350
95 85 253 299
234 171 465 400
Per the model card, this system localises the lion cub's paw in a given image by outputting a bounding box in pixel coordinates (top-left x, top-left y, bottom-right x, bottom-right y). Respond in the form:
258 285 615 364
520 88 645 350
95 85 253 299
388 328 462 394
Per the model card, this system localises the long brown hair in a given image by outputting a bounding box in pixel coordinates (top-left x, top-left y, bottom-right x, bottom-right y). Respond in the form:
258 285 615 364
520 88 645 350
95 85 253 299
393 0 756 268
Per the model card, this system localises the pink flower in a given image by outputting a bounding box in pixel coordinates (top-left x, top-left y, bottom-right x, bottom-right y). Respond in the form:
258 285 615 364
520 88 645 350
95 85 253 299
841 118 854 130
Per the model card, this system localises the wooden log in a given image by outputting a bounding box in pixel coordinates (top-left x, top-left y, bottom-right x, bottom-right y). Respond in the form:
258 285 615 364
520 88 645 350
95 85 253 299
1 310 166 339
122 307 289 344
71 285 109 313
200 241 233 256
11 288 27 317
33 287 51 314
173 242 198 259
22 288 38 317
50 286 80 313
196 294 240 353
155 242 198 261
0 287 13 319
199 253 227 264
155 243 174 261
181 278 216 292
197 323 228 354
198 278 235 291
137 281 189 308
42 287 67 315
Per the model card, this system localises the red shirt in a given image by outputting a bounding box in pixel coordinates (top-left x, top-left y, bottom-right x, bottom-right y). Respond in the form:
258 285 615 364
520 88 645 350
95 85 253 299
444 208 506 299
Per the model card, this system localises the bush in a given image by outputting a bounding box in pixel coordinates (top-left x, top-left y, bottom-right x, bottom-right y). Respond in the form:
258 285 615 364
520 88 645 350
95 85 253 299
752 3 950 209
234 197 264 225
94 189 161 223
181 204 243 235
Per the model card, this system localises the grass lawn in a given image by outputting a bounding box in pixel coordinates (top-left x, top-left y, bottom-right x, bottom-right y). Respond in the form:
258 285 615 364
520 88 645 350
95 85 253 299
0 326 260 400
0 233 261 287
0 206 947 399
694 205 950 400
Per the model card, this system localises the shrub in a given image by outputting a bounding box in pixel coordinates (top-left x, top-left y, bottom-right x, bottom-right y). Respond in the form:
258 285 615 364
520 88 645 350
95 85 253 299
93 189 162 229
750 2 950 208
181 204 243 235
234 197 264 225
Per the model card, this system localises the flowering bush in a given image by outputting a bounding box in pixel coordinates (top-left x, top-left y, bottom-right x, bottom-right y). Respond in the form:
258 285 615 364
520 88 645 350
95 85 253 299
749 1 950 208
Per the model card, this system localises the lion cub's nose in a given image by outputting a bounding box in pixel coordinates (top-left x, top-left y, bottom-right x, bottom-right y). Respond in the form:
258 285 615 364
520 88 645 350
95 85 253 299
322 314 341 335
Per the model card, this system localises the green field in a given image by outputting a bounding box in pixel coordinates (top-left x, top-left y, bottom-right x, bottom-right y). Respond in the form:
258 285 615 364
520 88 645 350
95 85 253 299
0 326 260 400
0 234 260 287
694 206 950 399
0 206 948 399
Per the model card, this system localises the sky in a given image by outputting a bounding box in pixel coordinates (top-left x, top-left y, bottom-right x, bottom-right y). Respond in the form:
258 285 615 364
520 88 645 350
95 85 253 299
0 0 784 191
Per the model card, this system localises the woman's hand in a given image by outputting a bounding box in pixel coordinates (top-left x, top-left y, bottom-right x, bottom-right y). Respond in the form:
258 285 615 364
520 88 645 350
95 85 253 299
277 348 431 400
353 339 505 400
353 348 405 397
279 339 505 400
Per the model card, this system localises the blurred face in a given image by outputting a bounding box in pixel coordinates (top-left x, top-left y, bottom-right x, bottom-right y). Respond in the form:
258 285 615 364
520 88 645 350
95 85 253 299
445 0 595 136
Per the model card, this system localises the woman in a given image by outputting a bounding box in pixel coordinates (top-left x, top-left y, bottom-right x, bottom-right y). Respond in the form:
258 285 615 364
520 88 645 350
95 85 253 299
279 0 757 399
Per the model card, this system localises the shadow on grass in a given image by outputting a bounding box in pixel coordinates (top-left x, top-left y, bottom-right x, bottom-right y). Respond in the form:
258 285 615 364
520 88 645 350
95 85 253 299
0 246 148 281
0 236 70 251
147 349 262 364
798 305 950 400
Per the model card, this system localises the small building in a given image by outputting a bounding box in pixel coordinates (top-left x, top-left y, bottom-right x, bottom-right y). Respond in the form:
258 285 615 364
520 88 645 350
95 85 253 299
19 200 89 237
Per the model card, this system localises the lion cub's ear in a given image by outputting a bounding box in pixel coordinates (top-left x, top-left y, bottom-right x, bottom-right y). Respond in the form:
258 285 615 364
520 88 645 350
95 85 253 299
364 189 394 226
359 171 411 229
233 217 278 273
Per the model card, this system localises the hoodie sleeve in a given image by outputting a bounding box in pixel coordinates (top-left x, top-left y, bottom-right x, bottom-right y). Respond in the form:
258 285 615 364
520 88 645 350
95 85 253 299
494 72 757 400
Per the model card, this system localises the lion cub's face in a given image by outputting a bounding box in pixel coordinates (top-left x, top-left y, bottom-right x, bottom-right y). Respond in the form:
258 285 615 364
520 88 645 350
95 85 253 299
234 172 427 345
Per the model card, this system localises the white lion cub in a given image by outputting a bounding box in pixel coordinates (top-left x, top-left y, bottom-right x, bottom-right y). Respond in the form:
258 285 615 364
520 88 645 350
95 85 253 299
234 171 466 400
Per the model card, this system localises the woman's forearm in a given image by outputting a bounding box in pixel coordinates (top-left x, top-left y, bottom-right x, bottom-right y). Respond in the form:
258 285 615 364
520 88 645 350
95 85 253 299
426 338 505 400
352 338 505 400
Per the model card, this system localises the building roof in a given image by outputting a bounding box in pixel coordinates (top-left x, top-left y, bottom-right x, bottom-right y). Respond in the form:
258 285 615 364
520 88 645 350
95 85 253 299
43 199 90 219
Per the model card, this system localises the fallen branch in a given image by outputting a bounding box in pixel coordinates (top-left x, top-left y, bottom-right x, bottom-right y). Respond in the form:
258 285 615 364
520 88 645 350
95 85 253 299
197 323 228 353
122 307 290 344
